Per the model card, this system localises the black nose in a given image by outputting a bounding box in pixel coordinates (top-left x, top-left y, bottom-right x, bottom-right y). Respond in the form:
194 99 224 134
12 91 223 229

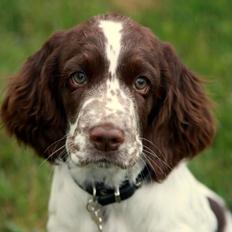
89 124 124 152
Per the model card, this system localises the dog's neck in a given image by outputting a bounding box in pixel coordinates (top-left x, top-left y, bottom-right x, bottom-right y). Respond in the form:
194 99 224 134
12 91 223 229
47 163 217 232
70 165 150 207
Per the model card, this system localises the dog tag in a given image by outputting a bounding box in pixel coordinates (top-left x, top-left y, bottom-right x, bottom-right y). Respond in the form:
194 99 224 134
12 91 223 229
86 198 104 232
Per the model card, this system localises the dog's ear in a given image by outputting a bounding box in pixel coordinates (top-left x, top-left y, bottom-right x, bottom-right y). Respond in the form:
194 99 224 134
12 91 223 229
1 32 67 161
146 43 215 180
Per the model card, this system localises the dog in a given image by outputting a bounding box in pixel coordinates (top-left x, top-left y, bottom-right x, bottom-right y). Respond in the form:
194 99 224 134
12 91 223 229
1 13 232 232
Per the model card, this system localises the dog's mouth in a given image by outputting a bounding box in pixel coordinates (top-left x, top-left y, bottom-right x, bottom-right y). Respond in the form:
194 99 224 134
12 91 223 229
67 152 145 191
72 155 138 169
66 135 142 171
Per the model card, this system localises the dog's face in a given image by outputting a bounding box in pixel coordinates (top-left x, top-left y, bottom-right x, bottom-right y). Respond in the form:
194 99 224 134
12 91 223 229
61 18 161 186
63 19 160 185
1 14 215 186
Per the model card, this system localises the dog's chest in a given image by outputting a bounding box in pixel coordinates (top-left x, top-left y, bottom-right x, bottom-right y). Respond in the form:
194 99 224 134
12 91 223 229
47 187 147 232
46 165 150 232
47 164 218 232
47 200 145 232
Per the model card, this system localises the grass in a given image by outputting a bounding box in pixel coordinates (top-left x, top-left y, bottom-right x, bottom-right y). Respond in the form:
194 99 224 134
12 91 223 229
0 0 231 231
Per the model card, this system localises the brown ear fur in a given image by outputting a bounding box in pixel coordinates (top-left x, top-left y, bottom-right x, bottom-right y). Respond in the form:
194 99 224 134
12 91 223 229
1 32 67 161
146 43 215 181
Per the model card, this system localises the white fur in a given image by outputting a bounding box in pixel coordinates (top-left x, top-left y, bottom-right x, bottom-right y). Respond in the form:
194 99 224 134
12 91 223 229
99 20 122 76
47 163 232 232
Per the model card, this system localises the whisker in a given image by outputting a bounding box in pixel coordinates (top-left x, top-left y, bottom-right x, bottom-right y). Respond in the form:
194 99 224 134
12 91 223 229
140 137 163 154
43 135 67 154
143 150 171 170
142 144 171 168
137 157 147 181
142 144 158 155
141 152 165 175
141 137 155 145
54 150 68 165
138 156 153 182
142 148 171 170
39 145 66 168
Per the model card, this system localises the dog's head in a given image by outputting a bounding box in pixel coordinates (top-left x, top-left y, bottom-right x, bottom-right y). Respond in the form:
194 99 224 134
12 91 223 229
1 14 215 187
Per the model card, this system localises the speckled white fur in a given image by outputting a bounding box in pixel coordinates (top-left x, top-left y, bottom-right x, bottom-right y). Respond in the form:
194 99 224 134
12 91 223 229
47 162 232 232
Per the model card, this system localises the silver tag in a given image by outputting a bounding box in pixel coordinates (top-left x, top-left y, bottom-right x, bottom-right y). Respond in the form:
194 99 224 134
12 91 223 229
86 198 104 232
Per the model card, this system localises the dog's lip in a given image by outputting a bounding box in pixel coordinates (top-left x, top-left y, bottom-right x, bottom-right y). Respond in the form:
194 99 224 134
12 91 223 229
76 156 137 169
68 148 139 169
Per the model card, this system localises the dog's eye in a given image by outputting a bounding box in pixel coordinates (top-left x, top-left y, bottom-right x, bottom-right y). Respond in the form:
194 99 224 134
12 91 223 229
69 71 88 87
134 76 150 95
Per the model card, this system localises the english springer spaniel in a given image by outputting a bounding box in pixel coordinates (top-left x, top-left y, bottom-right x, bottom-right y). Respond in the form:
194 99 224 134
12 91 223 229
1 14 232 232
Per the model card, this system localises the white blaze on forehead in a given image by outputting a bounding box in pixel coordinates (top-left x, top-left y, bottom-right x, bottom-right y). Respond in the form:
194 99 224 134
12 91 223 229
99 20 123 76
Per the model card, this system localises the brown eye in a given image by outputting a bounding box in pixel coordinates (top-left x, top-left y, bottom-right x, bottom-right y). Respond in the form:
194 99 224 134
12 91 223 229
69 71 88 88
134 76 150 95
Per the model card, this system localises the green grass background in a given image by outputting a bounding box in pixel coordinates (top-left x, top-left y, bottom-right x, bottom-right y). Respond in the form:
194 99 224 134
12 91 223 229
0 0 231 231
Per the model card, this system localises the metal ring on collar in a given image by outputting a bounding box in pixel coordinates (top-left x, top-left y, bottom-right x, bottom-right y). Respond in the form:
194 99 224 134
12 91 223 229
114 187 121 203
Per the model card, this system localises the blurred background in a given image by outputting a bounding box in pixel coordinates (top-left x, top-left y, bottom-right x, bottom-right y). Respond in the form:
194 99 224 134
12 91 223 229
0 0 231 231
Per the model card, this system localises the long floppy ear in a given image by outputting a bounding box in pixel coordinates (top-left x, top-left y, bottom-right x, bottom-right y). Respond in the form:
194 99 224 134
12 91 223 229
1 32 67 161
146 43 215 181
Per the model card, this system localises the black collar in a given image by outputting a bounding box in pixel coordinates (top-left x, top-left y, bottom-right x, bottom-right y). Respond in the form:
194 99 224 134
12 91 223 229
72 166 150 206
